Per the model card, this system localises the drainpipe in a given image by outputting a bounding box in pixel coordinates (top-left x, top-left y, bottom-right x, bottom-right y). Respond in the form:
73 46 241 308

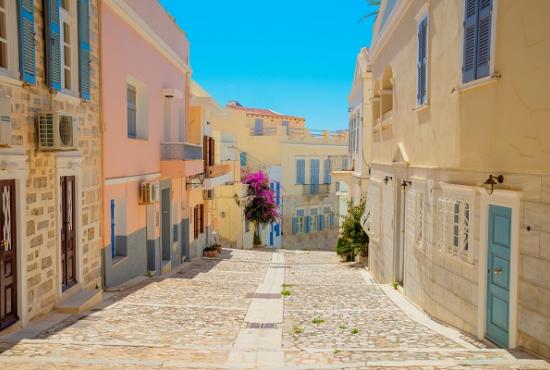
98 0 107 289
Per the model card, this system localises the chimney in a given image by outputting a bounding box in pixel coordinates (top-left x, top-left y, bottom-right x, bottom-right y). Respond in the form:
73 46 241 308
227 100 242 107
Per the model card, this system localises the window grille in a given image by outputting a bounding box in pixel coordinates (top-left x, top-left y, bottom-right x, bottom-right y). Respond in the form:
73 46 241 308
437 196 471 260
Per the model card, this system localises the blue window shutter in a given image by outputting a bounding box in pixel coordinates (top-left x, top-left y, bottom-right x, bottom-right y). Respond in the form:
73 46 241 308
310 159 319 194
276 182 280 205
78 0 91 100
476 0 492 79
17 0 36 84
319 215 324 230
330 213 335 228
323 159 331 184
296 159 305 185
240 152 247 167
291 217 298 235
417 17 427 105
45 0 61 90
305 216 311 233
462 0 478 83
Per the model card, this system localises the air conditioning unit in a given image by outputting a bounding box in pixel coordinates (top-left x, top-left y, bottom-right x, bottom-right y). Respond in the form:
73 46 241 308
139 181 159 204
0 96 12 147
203 189 214 200
36 113 77 151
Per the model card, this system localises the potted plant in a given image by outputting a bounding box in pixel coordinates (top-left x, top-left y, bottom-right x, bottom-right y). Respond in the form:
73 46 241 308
203 246 219 258
336 197 369 264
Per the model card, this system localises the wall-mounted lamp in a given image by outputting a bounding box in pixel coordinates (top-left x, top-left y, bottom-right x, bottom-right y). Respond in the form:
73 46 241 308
383 176 393 185
483 174 504 195
401 180 411 189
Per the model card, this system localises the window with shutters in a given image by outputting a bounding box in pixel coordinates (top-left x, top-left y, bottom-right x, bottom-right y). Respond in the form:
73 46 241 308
59 0 78 94
296 208 305 234
0 0 19 77
127 84 137 138
126 77 149 139
462 0 493 83
296 158 305 185
436 183 476 263
416 10 429 107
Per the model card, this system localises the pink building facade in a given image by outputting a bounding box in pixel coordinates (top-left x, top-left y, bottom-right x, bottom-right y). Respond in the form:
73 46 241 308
100 0 202 287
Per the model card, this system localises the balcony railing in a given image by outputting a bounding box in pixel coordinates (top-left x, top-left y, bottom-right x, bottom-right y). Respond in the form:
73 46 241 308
329 155 353 171
249 127 278 136
161 142 203 161
302 183 330 196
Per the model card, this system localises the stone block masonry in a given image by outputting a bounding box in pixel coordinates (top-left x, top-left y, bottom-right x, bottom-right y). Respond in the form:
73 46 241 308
0 0 101 329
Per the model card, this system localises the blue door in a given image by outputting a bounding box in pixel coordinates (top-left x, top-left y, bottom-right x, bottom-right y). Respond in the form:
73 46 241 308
486 205 511 348
269 224 274 246
310 159 319 194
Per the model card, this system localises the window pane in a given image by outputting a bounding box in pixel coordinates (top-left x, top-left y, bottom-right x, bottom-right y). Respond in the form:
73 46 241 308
63 22 70 44
64 68 71 89
61 0 70 11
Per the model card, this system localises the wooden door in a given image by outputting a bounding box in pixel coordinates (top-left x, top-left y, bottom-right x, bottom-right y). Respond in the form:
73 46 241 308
60 176 77 291
0 180 17 329
486 205 511 348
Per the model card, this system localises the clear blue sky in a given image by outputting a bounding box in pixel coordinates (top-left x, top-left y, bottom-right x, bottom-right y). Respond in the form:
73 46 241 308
158 0 376 131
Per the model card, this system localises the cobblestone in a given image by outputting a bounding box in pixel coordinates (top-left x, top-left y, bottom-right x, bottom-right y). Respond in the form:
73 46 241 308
0 248 548 369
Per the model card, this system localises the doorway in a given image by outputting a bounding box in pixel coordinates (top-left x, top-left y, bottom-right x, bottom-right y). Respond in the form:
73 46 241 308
0 180 17 330
486 204 512 348
60 176 77 291
394 178 406 286
161 187 171 263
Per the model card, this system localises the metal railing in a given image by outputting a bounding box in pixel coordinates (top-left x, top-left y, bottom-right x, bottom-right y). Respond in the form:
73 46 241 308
302 184 330 196
161 142 203 161
329 155 353 171
249 127 278 136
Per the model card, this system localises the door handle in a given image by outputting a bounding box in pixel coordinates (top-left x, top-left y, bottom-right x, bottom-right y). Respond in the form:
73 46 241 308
493 267 503 275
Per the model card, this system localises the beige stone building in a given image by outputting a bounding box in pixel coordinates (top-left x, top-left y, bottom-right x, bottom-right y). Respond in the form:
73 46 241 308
0 0 101 332
362 0 550 357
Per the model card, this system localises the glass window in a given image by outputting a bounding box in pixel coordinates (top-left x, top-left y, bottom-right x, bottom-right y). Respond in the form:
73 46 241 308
127 84 137 138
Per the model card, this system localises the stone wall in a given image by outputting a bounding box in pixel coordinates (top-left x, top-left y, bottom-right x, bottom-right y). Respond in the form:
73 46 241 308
0 0 101 327
368 164 550 356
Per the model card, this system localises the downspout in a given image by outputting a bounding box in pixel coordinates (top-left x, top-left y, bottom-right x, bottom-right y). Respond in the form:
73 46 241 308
98 0 106 288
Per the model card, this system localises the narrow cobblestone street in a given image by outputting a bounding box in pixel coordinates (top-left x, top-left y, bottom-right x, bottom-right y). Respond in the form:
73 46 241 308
0 249 548 369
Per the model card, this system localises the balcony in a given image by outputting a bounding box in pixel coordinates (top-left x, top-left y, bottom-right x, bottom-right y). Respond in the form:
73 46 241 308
160 142 204 178
161 142 202 160
329 155 353 172
203 163 233 190
302 184 330 196
249 127 278 136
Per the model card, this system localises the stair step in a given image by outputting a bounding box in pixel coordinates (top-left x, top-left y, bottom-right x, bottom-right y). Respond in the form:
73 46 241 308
55 289 102 314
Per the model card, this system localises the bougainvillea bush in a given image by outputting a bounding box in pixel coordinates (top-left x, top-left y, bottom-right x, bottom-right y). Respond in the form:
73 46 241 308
242 170 279 245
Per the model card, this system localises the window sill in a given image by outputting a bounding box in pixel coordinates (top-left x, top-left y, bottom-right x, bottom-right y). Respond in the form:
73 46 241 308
457 74 500 93
0 70 23 87
128 136 148 141
54 90 83 105
112 255 128 267
412 103 429 112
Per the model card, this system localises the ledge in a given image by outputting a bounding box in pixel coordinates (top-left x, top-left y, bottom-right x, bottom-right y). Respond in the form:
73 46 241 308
54 90 83 105
412 103 429 112
456 74 500 93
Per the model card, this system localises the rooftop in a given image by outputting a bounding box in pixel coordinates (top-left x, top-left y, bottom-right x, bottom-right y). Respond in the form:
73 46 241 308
226 101 304 121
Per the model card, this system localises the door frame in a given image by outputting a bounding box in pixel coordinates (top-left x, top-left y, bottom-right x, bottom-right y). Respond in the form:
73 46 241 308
393 176 406 286
477 189 520 348
0 149 28 327
159 180 172 266
56 153 83 298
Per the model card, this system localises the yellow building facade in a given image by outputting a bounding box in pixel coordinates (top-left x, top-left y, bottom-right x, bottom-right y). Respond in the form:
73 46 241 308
362 0 550 356
211 102 348 250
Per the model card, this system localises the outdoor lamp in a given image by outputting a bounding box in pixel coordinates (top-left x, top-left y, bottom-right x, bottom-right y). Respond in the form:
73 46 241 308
383 176 393 185
483 174 504 195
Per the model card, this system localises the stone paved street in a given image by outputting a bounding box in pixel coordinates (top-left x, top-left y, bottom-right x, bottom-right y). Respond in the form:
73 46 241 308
0 249 548 369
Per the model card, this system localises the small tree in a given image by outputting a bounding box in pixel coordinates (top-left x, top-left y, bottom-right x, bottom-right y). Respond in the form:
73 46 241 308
336 197 369 261
242 171 278 245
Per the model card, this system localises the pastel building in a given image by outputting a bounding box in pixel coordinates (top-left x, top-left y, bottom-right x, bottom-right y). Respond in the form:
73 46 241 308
101 0 201 287
362 0 550 356
0 0 101 333
211 102 348 250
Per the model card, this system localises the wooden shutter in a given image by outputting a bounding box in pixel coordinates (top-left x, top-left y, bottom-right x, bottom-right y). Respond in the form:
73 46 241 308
417 17 427 105
462 0 478 83
17 0 36 84
208 137 215 166
323 159 331 184
203 136 209 175
199 204 204 233
305 216 311 233
78 0 91 100
476 0 492 79
291 217 298 235
296 159 305 185
319 215 324 231
45 0 61 90
193 206 198 239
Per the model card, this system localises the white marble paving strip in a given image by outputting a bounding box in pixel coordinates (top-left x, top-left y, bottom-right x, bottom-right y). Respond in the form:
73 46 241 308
227 251 286 369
